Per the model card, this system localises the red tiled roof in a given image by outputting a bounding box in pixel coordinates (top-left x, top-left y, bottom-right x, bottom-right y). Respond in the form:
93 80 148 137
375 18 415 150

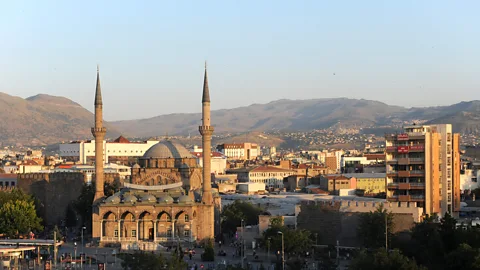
309 188 329 195
364 154 385 160
56 164 74 169
324 175 351 180
21 160 38 166
112 136 130 143
0 174 17 179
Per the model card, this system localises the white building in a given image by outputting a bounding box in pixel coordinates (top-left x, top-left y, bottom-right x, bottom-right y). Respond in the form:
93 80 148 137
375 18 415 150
236 182 266 195
236 166 295 189
39 163 132 183
59 136 160 164
190 150 227 175
216 143 260 160
460 169 480 191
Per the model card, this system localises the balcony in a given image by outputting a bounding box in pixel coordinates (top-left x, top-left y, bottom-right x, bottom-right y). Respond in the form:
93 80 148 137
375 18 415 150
410 170 425 176
410 195 425 201
387 182 425 190
386 170 397 177
387 194 425 202
386 146 396 153
397 158 425 165
409 145 425 152
386 158 398 164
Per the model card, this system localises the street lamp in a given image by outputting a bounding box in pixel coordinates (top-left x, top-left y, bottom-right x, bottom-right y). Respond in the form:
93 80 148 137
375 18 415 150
74 242 77 267
278 231 284 270
81 226 86 254
267 237 271 261
241 219 245 269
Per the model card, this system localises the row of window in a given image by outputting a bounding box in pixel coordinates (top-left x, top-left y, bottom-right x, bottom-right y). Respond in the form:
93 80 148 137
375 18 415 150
0 181 15 187
113 229 190 237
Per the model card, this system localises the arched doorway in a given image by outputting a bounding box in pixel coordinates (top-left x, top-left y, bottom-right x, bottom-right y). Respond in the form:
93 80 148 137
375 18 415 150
120 211 135 241
102 212 117 241
156 211 172 242
139 211 154 241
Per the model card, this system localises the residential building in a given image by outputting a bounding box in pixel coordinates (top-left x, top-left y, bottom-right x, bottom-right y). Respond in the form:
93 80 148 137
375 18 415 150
236 166 295 188
385 124 461 216
190 148 227 175
0 174 16 188
216 143 259 160
318 174 357 193
344 173 386 195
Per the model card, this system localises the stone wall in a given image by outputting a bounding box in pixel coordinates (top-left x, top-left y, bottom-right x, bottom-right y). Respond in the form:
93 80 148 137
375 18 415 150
296 200 423 247
17 172 120 227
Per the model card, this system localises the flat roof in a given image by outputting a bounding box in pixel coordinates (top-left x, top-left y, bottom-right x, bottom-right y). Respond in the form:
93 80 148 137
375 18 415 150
0 239 63 247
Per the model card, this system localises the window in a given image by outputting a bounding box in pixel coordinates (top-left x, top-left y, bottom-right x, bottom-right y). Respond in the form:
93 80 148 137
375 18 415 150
131 230 137 237
184 230 190 237
185 214 189 222
114 229 118 237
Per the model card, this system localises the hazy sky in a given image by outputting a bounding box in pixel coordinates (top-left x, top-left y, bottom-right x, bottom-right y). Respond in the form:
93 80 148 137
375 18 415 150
0 1 478 121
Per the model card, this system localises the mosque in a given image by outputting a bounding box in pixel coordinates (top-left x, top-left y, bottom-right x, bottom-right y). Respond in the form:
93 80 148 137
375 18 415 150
91 65 220 248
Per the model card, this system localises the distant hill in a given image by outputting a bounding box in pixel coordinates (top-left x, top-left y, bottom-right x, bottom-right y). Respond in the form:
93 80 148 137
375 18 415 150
0 93 119 146
1 93 479 146
111 98 480 137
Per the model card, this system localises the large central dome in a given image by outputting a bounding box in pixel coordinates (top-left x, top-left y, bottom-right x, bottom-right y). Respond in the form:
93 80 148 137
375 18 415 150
143 141 193 159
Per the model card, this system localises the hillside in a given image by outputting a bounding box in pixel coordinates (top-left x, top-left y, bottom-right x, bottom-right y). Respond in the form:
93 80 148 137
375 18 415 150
111 98 480 137
1 93 479 146
0 93 119 146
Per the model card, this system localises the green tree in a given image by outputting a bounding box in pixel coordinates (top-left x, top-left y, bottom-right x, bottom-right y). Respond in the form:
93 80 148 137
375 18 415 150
120 251 187 270
65 202 77 228
50 225 63 241
350 249 426 270
263 225 313 257
221 200 263 235
0 189 33 205
202 238 215 262
357 204 394 249
104 180 121 197
445 243 480 270
73 183 94 228
0 199 43 237
439 212 458 253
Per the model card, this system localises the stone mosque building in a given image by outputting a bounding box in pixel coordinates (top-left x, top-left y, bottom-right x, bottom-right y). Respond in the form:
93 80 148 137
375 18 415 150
91 65 220 249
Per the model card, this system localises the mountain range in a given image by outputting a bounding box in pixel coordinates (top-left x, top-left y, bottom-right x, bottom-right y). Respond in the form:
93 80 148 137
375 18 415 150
0 92 479 146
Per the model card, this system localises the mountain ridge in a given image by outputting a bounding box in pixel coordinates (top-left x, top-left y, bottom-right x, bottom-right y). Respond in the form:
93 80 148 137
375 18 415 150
0 92 479 145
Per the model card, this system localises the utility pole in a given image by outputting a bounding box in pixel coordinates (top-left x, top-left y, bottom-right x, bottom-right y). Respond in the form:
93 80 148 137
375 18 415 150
241 219 245 269
54 231 57 269
278 231 285 270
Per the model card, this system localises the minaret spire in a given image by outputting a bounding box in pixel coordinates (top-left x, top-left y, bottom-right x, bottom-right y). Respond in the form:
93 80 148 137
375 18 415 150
199 62 214 205
92 66 107 201
95 65 103 106
202 61 210 103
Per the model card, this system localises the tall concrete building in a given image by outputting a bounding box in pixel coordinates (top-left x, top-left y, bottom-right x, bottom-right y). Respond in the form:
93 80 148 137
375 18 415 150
385 124 461 216
92 66 107 201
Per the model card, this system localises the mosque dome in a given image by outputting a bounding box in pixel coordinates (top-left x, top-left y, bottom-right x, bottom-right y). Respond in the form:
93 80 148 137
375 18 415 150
141 194 157 203
132 163 140 169
158 195 174 204
143 141 193 159
177 195 194 204
105 194 121 204
123 194 138 204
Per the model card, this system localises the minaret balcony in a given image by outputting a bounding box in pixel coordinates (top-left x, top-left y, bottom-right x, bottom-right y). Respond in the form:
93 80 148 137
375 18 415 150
91 127 107 136
199 126 214 135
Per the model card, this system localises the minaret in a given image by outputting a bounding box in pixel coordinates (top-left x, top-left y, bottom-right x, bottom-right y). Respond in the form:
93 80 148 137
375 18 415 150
199 62 214 204
92 66 107 201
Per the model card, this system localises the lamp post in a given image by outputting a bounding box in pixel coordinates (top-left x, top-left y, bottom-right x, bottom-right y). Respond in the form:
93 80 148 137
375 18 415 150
241 219 245 268
81 226 86 254
267 237 271 261
74 242 77 268
278 231 285 270
81 226 86 269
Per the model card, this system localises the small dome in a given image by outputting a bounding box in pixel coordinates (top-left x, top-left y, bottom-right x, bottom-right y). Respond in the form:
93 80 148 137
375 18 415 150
105 194 121 204
158 195 174 204
123 194 137 203
142 141 193 159
132 163 140 169
141 194 157 202
177 195 194 204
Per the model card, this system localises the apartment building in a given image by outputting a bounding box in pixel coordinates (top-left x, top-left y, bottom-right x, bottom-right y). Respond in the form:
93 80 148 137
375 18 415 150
385 124 460 216
216 143 259 160
236 166 295 188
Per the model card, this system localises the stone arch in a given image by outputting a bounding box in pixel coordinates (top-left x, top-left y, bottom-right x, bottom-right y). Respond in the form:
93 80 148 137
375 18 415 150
156 211 172 240
120 211 135 239
139 211 154 241
102 211 117 238
157 211 172 222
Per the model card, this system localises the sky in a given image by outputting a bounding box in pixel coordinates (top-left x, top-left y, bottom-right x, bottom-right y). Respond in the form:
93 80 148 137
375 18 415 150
0 1 478 121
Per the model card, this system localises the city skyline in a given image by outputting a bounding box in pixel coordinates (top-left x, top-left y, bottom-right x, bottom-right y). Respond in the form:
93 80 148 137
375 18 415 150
1 1 478 120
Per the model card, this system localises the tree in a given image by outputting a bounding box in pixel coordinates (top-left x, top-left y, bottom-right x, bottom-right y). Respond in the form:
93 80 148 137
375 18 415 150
357 204 394 249
350 249 426 270
0 199 43 237
120 251 187 270
439 212 458 253
50 225 63 241
104 180 121 197
65 202 77 228
263 224 313 258
202 238 215 262
221 200 263 235
73 183 94 228
445 243 480 270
